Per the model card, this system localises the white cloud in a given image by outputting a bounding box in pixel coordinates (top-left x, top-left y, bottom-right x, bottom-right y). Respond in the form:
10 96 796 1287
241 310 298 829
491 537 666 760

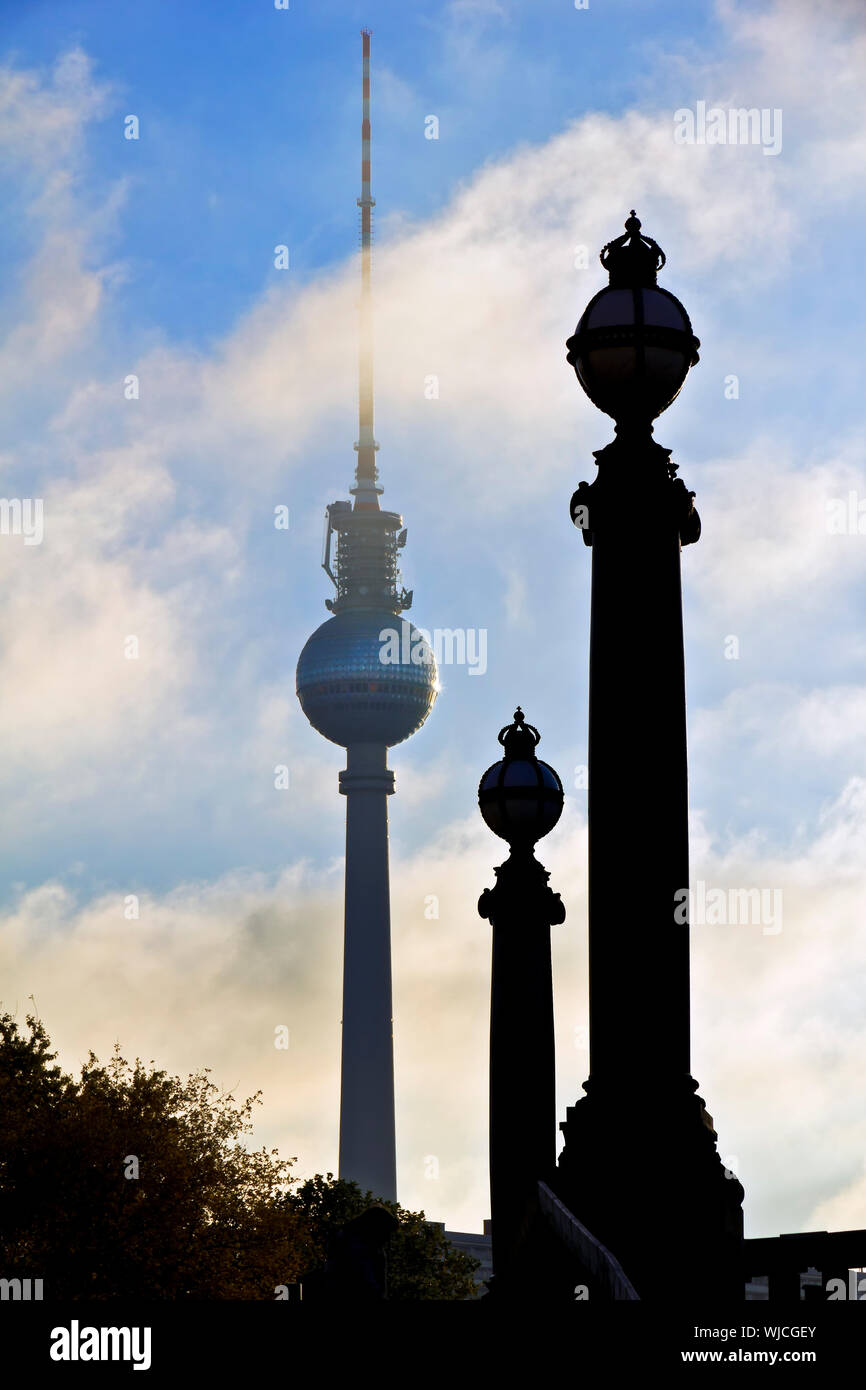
5 773 866 1237
0 50 121 387
0 802 585 1233
0 48 111 172
690 775 866 1235
688 435 866 616
1 0 866 1242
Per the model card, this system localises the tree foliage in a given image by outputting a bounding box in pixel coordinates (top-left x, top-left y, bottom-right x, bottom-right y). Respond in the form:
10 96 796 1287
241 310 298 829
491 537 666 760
287 1172 480 1300
0 1013 479 1300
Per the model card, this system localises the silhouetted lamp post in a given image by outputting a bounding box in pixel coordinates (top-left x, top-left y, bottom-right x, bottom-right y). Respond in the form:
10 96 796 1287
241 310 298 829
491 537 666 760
557 213 744 1298
478 708 565 1285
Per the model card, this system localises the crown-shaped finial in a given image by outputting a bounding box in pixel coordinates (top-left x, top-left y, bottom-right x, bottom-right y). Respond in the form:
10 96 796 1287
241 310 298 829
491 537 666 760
498 706 541 760
600 211 666 288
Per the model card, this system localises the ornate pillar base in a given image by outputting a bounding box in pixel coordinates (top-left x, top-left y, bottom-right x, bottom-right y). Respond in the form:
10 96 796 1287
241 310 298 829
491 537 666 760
556 1075 745 1300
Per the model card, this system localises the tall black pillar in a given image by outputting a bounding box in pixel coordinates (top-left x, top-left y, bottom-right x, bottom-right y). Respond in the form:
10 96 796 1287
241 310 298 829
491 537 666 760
556 214 744 1299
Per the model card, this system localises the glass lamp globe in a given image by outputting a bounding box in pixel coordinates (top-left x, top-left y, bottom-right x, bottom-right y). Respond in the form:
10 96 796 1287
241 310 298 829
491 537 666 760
478 708 564 847
566 212 700 426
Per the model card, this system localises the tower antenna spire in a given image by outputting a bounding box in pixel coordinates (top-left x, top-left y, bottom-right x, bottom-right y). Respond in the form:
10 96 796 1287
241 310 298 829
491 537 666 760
353 28 381 509
296 30 439 1205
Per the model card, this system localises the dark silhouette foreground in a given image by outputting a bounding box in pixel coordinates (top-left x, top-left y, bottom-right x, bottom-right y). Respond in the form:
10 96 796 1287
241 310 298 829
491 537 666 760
0 1013 477 1300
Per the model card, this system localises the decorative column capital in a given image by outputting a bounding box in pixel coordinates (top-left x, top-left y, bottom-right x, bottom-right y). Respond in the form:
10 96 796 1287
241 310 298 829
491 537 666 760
569 435 700 548
478 850 566 928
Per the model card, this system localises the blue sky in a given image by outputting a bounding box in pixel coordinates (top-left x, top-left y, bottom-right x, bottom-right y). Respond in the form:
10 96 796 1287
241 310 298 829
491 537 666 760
2 0 866 1242
2 0 726 339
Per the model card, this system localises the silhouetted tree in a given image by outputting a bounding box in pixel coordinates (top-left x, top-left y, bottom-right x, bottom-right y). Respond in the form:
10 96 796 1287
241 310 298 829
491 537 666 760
288 1173 480 1300
0 1013 479 1300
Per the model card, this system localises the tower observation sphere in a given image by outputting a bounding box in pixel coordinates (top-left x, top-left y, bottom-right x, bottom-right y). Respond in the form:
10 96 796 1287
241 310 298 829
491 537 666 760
296 609 438 748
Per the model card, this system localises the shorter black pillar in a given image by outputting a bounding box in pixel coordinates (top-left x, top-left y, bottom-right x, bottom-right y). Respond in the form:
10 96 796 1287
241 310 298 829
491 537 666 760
480 850 565 1282
477 709 565 1288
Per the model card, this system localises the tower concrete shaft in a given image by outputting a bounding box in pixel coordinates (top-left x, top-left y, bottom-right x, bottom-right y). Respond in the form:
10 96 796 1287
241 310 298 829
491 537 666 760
338 743 397 1200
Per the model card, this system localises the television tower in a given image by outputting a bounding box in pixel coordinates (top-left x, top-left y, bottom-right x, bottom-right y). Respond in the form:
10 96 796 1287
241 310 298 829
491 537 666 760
296 30 439 1202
